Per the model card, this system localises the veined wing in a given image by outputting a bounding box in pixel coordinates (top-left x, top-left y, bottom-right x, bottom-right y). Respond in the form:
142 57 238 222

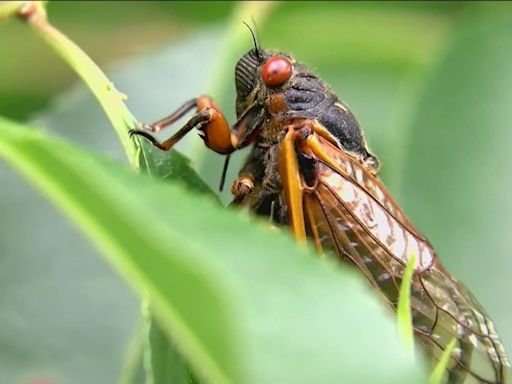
303 136 510 383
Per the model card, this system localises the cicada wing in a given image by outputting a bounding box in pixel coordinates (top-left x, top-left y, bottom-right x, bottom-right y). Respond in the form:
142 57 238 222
414 262 510 383
301 137 509 383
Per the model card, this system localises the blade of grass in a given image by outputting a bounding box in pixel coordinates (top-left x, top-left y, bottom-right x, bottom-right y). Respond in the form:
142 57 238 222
429 338 457 384
397 251 416 354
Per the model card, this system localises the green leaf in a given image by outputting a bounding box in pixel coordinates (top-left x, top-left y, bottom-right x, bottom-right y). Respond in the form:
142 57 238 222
0 28 227 384
398 8 512 354
0 124 139 384
0 116 426 383
138 140 212 195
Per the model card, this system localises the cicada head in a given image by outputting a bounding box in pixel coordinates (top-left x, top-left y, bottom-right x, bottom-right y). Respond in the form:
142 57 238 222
235 48 296 116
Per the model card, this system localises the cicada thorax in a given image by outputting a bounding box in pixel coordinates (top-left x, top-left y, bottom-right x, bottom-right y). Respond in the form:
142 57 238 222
235 60 380 215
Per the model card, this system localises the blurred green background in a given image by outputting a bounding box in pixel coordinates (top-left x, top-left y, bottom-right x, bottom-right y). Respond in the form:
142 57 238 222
1 1 512 383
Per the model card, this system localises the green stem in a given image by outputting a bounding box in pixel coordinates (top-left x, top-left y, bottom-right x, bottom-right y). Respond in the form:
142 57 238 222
0 1 27 21
20 1 140 168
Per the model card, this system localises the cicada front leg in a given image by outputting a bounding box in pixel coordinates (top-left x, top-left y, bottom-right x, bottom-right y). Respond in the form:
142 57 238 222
129 95 236 155
231 144 273 202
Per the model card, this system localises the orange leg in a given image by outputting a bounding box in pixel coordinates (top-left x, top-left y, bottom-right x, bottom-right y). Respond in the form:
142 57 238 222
143 98 197 133
129 95 236 155
231 174 255 199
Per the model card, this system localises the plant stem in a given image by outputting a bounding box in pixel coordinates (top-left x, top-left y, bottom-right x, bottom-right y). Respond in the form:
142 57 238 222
19 1 140 169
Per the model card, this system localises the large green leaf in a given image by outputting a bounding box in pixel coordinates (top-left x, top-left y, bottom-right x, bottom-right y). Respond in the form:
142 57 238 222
0 135 139 384
0 117 426 383
399 8 512 353
0 28 226 384
0 163 139 384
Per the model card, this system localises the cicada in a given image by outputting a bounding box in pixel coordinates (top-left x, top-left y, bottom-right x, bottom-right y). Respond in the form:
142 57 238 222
130 30 510 383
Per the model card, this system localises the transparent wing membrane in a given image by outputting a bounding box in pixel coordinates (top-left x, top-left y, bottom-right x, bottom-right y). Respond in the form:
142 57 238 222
301 136 509 383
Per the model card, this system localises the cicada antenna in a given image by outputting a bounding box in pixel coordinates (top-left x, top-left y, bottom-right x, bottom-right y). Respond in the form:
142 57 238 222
250 15 261 49
242 20 260 58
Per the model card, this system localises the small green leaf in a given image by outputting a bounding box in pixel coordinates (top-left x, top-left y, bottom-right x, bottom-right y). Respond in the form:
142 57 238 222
138 140 212 195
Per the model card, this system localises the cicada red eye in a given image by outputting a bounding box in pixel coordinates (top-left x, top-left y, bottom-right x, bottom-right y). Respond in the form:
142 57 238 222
261 56 292 88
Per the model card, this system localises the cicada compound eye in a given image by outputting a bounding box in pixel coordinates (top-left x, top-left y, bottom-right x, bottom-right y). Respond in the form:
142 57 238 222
261 55 292 88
